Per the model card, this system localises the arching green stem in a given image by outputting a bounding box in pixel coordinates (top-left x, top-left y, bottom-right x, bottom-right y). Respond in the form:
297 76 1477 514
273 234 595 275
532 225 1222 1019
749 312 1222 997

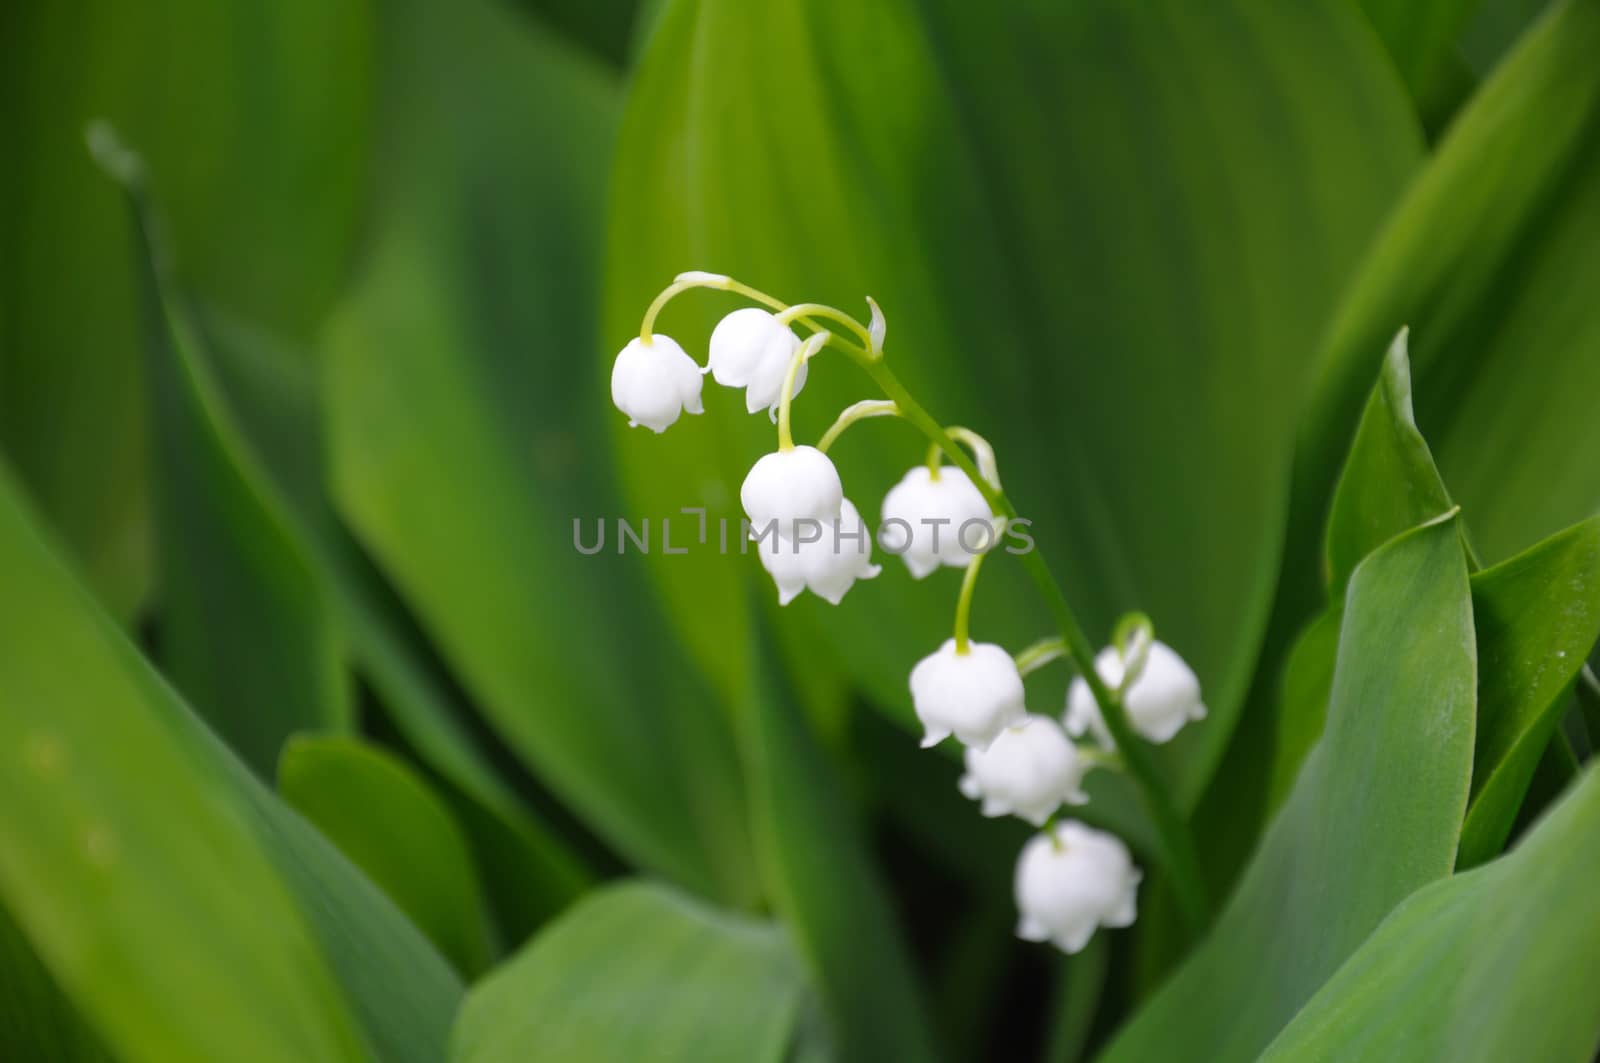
775 332 829 451
641 272 871 355
774 302 876 348
952 549 988 655
1014 636 1069 677
817 399 901 454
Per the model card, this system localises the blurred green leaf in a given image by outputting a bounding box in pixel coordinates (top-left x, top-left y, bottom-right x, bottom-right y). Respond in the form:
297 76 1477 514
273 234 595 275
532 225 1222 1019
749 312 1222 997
108 146 351 778
520 0 640 67
197 306 593 940
1104 515 1475 1061
0 0 370 617
0 458 465 1061
1043 937 1108 1063
1458 517 1600 866
280 736 494 976
0 905 112 1062
1352 0 1480 124
1261 766 1600 1062
607 0 1422 809
115 144 586 944
0 465 371 1062
743 622 936 1062
451 881 804 1063
1460 0 1554 75
324 0 755 902
1325 328 1456 596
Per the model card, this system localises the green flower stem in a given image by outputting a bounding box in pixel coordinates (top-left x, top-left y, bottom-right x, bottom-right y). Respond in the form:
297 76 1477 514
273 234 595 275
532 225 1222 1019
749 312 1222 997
775 332 829 451
924 439 944 480
944 426 1003 490
1014 636 1068 677
817 399 901 453
774 302 876 347
855 352 1211 932
642 273 873 352
952 549 988 655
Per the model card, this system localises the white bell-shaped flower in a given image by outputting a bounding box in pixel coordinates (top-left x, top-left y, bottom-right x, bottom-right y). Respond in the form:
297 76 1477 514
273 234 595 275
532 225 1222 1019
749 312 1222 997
1065 639 1207 746
741 445 844 540
878 465 996 578
708 308 807 416
1015 820 1141 954
959 715 1090 825
610 335 704 433
910 638 1026 750
756 498 881 605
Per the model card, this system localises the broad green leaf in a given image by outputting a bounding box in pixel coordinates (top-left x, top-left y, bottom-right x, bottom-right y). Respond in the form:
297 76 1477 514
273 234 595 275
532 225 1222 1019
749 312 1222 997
102 141 350 777
0 461 463 1062
1325 328 1456 596
1269 520 1600 853
0 905 112 1062
231 763 462 1063
1104 515 1475 1062
1265 605 1341 810
1353 0 1481 123
113 151 584 940
324 0 754 902
1043 938 1108 1063
607 0 1422 808
1458 517 1600 865
743 623 934 1062
1295 0 1600 604
1261 765 1600 1062
280 736 493 976
451 881 804 1063
1221 0 1600 902
1460 0 1554 75
0 0 369 617
197 306 592 940
521 0 641 67
0 464 369 1063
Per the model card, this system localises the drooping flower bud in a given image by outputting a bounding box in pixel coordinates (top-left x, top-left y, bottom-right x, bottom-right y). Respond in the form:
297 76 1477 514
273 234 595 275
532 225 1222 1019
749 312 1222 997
756 498 881 605
1015 820 1141 954
708 308 806 416
610 335 705 433
741 445 844 540
878 465 997 578
1064 639 1206 746
959 715 1090 825
910 638 1026 750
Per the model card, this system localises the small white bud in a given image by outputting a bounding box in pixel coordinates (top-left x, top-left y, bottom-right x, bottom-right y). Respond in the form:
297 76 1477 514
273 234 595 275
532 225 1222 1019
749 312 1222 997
866 295 887 354
1015 820 1141 954
959 715 1090 825
879 465 996 578
708 308 806 416
910 639 1026 750
740 445 844 540
610 335 704 433
757 498 881 605
1065 640 1206 746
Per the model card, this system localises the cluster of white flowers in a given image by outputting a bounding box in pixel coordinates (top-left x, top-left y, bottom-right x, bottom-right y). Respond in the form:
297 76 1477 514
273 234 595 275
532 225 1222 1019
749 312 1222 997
613 274 1207 954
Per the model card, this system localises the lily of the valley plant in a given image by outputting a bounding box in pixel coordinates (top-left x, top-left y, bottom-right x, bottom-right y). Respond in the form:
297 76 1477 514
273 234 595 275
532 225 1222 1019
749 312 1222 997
613 271 1212 949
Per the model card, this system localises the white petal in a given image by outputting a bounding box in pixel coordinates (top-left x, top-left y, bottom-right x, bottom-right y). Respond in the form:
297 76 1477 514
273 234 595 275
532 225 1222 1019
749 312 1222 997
1016 916 1051 943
